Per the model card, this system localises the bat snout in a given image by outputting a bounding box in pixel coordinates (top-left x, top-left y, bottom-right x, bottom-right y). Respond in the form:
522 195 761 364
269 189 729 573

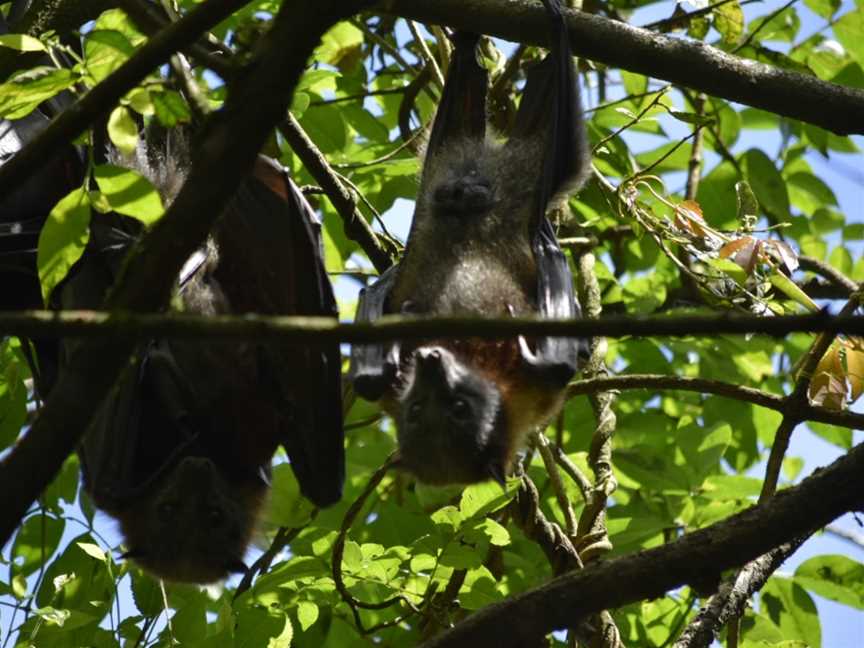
432 176 495 215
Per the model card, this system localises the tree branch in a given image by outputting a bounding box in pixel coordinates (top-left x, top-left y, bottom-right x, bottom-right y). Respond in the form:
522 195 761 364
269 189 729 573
3 310 864 345
672 537 808 648
419 442 864 648
381 0 864 135
568 374 864 430
279 115 397 273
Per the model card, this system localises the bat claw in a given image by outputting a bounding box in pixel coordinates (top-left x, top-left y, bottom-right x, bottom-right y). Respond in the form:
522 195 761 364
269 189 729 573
487 462 508 489
518 335 539 364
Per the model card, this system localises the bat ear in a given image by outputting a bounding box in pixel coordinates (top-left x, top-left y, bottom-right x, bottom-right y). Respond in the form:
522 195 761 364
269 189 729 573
226 559 248 574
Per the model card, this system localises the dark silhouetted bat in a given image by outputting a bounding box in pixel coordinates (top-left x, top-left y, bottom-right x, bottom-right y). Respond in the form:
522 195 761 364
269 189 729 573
1 113 344 581
350 0 589 486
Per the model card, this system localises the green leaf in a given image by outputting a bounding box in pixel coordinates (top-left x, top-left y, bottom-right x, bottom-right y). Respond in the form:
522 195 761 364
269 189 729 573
808 422 852 449
268 616 294 648
342 540 363 571
762 577 821 648
316 22 363 67
0 67 76 119
107 105 139 155
130 569 162 616
85 29 135 83
77 542 107 562
37 187 91 304
834 9 864 68
770 273 820 312
93 164 164 225
296 600 319 631
678 421 732 488
812 207 845 234
714 0 744 45
744 149 791 219
12 514 65 578
0 342 28 451
477 518 510 546
828 246 853 276
172 595 208 645
804 0 840 19
268 463 317 527
461 566 503 610
0 34 46 52
152 89 191 127
795 554 864 609
701 474 762 500
459 480 517 519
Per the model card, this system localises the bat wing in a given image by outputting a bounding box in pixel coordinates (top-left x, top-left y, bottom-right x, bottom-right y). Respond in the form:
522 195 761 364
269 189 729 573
524 218 580 385
422 31 488 164
213 158 345 507
508 0 588 224
78 342 200 513
510 0 588 383
348 265 400 401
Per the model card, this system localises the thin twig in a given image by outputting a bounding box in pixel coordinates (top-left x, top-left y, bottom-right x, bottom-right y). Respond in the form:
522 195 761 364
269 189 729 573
567 374 864 430
408 20 445 88
332 454 405 632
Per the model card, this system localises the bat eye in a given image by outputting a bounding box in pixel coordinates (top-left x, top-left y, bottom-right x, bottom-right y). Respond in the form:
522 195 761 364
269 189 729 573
451 398 471 421
407 402 423 424
209 508 224 527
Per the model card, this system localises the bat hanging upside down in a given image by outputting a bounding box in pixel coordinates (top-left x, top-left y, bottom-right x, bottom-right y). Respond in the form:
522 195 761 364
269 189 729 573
350 0 590 485
1 114 345 582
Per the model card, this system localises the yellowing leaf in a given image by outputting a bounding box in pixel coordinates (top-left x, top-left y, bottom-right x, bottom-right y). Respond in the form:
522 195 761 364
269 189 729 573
843 342 864 402
108 106 139 155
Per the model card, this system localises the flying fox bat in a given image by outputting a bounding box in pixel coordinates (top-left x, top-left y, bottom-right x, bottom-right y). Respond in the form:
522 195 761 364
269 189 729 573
1 119 344 581
350 0 589 486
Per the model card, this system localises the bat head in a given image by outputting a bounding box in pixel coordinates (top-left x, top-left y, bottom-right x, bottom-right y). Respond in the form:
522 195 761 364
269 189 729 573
396 346 508 485
430 158 496 217
117 455 267 583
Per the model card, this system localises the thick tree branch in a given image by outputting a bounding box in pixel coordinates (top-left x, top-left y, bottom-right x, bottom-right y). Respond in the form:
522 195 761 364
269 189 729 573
0 0 373 549
419 442 864 648
381 0 864 135
3 310 864 344
672 538 808 648
675 288 862 647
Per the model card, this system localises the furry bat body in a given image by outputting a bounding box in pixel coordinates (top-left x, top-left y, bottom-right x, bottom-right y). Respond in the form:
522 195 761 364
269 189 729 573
350 0 589 485
1 122 344 581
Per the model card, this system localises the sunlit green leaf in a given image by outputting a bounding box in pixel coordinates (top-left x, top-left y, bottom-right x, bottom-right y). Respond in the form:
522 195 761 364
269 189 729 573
37 187 91 304
93 164 164 225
